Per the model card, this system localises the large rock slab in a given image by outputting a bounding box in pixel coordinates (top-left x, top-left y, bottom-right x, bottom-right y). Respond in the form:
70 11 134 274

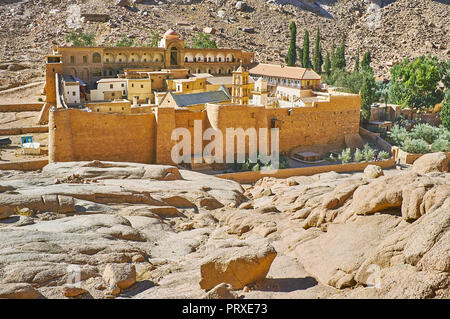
199 237 277 290
412 152 449 174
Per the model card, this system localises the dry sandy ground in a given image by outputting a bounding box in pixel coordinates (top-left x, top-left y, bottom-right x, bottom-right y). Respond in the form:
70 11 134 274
0 83 48 162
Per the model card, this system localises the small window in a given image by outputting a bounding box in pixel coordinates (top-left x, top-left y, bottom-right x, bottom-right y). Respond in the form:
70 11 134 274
141 84 144 89
110 84 113 89
187 85 189 89
97 108 99 112
132 83 134 88
122 107 124 110
83 56 87 63
72 92 76 96
70 56 75 64
109 108 112 111
121 83 124 87
112 93 115 97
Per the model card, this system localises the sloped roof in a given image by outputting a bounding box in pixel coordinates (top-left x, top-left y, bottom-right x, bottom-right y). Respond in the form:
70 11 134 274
172 86 231 107
249 63 321 81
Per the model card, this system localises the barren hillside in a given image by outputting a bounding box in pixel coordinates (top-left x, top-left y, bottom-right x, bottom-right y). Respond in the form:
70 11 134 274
0 0 449 90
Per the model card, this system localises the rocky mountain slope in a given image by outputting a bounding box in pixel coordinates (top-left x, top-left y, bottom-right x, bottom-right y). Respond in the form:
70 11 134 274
0 154 448 299
0 0 449 90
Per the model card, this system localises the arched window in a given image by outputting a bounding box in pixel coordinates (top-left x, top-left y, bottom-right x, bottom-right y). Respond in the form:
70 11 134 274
170 47 178 66
92 52 101 63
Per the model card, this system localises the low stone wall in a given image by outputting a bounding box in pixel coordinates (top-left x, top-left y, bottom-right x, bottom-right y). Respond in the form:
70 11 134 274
359 127 392 152
216 159 396 184
393 147 450 164
0 126 48 135
0 159 49 171
0 103 45 112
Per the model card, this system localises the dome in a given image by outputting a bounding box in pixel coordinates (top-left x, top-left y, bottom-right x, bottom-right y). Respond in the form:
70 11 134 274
164 29 180 39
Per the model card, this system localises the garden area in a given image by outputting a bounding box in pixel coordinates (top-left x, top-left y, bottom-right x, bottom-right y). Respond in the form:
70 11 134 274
328 143 391 164
389 123 450 154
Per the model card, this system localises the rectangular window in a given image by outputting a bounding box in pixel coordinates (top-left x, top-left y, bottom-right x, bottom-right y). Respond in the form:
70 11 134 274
141 85 144 89
110 84 113 89
72 92 75 96
70 56 75 64
121 84 124 87
83 56 87 63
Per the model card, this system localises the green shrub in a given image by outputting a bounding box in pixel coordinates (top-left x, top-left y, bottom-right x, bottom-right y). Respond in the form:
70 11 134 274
437 125 450 141
38 97 43 102
66 31 96 46
338 148 352 163
390 124 408 146
401 138 429 154
378 151 390 160
410 123 440 144
362 144 376 161
431 138 450 152
353 148 363 162
328 154 335 162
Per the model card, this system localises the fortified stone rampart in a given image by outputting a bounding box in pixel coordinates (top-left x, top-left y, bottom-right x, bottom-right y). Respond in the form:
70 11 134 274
49 108 156 163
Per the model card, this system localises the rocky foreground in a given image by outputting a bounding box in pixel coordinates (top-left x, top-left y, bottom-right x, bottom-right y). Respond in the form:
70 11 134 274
0 154 448 299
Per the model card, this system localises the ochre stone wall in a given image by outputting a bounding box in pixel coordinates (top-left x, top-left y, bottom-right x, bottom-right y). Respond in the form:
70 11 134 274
49 94 360 165
216 159 395 184
49 108 156 163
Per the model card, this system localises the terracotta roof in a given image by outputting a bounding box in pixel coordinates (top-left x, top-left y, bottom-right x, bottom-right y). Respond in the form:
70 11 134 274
249 63 321 81
164 29 180 39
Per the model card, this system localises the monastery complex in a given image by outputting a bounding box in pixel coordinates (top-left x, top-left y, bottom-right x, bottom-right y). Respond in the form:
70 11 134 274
42 29 361 166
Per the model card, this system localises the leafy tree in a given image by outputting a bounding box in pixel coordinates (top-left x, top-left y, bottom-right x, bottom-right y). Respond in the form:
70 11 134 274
324 51 331 78
389 55 444 109
375 81 390 107
116 34 134 47
313 28 323 74
354 47 360 73
285 21 297 66
360 69 376 123
147 30 161 47
66 31 96 46
191 32 217 49
441 90 450 130
302 30 312 68
361 51 372 71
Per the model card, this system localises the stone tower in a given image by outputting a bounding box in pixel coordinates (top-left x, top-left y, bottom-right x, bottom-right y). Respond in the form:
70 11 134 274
232 64 251 105
252 77 268 106
44 54 63 106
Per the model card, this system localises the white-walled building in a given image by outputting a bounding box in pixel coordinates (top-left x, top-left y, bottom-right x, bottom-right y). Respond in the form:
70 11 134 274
90 78 128 102
62 75 81 105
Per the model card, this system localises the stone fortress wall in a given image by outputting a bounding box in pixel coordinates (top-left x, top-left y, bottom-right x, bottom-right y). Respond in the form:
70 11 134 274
49 93 361 165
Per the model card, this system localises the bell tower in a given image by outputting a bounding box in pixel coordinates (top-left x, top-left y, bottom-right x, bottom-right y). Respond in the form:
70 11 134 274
232 64 251 105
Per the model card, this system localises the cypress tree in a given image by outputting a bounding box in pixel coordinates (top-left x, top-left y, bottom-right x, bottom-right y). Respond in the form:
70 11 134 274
297 47 303 67
313 28 322 74
331 41 337 71
324 51 331 78
285 21 297 67
335 38 346 70
354 47 360 73
303 30 311 68
361 51 372 71
360 69 376 124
